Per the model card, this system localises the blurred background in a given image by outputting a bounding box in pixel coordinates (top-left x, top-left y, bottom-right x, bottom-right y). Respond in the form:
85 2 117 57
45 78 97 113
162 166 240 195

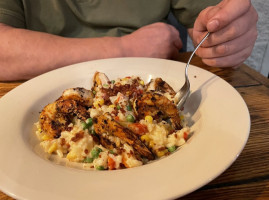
244 0 269 78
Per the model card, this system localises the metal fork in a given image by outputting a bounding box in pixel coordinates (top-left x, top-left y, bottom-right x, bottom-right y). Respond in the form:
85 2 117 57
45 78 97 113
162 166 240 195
176 32 210 110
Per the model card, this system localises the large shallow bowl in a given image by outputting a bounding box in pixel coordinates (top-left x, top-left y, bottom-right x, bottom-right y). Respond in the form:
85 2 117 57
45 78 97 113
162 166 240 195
0 58 250 200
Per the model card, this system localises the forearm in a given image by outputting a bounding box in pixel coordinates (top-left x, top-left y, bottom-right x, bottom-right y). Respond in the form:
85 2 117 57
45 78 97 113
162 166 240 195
0 22 183 81
0 24 123 81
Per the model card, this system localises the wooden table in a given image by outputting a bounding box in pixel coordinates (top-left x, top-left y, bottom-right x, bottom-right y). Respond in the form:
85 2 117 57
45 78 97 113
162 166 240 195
0 52 268 200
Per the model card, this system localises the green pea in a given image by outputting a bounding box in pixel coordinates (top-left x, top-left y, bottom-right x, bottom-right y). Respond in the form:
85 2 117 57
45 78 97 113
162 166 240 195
81 121 89 130
96 166 105 170
89 127 96 135
126 105 132 111
91 147 102 159
116 105 121 110
111 80 115 84
168 146 176 152
83 157 94 163
126 114 135 122
86 118 93 126
92 90 96 95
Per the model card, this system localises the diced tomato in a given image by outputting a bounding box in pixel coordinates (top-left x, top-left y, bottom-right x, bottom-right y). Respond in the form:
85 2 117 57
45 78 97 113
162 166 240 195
115 97 120 104
137 89 143 95
108 156 116 170
114 116 120 121
128 123 148 135
183 132 188 140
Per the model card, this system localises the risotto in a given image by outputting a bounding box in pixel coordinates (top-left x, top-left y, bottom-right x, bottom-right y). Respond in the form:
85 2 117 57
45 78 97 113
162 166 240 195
35 72 190 170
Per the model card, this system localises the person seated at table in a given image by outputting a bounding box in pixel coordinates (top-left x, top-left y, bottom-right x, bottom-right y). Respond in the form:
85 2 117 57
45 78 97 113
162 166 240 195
0 0 258 81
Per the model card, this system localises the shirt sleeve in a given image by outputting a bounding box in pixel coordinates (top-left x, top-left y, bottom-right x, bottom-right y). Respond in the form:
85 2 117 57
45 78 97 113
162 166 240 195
0 0 25 28
171 0 222 28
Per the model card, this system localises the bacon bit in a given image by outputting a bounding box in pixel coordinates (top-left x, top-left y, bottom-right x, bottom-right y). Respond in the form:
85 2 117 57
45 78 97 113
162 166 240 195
71 131 84 142
60 138 66 146
137 89 143 95
66 144 70 149
66 126 73 132
174 134 178 138
120 107 126 114
120 163 126 169
165 151 171 156
108 157 116 170
184 132 188 140
99 91 112 105
117 149 123 154
92 135 100 143
158 147 166 151
111 110 118 116
101 81 140 98
130 150 134 155
84 149 89 154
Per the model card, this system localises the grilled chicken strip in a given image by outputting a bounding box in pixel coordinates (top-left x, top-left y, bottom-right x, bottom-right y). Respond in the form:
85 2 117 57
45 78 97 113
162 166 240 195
146 78 176 96
92 71 110 92
60 87 94 107
134 91 182 130
39 102 69 139
94 113 155 160
39 87 93 139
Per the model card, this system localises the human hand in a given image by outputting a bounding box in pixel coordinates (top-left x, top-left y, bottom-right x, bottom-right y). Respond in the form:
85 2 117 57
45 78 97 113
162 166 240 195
191 0 258 67
120 22 182 59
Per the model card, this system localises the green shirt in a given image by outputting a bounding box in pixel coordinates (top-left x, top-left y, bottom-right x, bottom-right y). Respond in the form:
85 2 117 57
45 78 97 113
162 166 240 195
0 0 220 38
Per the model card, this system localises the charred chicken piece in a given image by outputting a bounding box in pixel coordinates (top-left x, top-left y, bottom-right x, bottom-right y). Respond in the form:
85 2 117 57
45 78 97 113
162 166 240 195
94 113 154 160
134 91 182 130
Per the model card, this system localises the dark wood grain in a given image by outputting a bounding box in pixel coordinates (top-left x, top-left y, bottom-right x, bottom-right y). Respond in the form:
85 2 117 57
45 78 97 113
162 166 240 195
1 53 269 200
0 81 23 98
0 193 13 200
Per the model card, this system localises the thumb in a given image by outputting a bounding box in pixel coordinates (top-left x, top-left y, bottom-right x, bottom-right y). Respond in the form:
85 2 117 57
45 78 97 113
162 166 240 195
207 0 252 32
193 6 221 33
194 0 252 33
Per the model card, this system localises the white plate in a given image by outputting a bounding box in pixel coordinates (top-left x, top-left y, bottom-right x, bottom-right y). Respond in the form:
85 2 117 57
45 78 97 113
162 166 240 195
0 58 250 200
